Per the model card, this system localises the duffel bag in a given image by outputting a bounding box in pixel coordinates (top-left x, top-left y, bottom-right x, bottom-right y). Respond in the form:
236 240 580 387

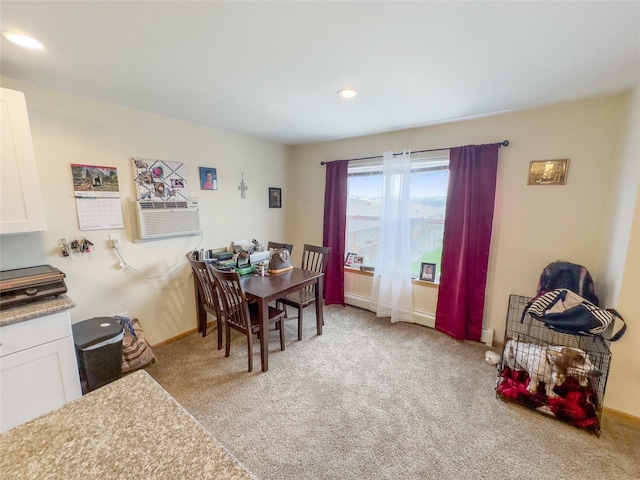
526 288 626 341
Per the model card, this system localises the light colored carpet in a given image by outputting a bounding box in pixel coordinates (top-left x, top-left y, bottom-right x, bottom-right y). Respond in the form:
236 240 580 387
145 304 640 480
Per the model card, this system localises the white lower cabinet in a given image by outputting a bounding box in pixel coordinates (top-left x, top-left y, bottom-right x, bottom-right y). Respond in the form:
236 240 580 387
0 310 81 433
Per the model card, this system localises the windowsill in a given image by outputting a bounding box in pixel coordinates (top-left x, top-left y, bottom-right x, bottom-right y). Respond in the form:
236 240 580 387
343 267 439 288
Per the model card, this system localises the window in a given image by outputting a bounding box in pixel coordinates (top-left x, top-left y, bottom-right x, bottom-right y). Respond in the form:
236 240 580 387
345 155 449 281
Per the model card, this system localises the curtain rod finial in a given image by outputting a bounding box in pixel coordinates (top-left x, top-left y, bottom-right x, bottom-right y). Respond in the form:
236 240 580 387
501 140 510 147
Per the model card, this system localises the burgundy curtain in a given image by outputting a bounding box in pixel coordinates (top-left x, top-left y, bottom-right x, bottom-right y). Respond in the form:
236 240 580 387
435 144 500 341
322 160 348 305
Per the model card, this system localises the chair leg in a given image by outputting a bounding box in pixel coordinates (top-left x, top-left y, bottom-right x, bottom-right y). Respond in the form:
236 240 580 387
246 331 253 372
279 319 285 351
297 306 303 341
217 317 223 350
225 326 231 358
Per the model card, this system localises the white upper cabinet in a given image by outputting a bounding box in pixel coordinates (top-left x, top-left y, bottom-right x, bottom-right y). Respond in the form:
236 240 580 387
1 87 46 234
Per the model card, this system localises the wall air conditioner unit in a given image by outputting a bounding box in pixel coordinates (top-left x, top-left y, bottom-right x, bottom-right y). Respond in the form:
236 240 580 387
132 198 202 242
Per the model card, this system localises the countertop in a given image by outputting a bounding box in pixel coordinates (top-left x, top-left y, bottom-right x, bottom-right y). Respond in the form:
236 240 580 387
0 295 75 327
0 370 257 480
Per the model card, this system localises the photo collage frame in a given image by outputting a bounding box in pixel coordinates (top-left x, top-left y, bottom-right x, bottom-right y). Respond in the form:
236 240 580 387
132 157 190 202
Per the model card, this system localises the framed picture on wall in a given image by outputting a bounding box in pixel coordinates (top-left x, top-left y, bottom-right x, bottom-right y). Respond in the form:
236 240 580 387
199 167 218 190
527 159 569 185
269 187 282 208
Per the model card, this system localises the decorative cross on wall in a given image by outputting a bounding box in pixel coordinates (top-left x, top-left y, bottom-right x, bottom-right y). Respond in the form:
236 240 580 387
238 172 248 198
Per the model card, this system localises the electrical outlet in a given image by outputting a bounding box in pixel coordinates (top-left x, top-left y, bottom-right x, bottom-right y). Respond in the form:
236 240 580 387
109 233 120 248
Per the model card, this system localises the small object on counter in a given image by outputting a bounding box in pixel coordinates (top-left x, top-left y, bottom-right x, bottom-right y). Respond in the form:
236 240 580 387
235 265 256 276
258 262 267 276
0 265 68 310
268 248 293 274
211 251 233 261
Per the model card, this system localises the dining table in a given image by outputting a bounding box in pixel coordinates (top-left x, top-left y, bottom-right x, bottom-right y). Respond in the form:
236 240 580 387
242 267 324 371
195 266 324 372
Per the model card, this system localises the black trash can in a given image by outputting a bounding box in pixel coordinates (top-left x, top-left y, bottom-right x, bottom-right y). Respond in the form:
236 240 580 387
72 317 124 394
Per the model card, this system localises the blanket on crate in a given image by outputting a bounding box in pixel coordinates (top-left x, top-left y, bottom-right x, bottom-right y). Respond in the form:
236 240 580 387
496 366 600 432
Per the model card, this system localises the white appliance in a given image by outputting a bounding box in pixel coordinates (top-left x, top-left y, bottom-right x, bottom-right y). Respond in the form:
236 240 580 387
132 198 202 242
249 250 270 264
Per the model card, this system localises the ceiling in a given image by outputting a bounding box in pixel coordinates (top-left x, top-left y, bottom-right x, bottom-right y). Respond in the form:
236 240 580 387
1 1 639 146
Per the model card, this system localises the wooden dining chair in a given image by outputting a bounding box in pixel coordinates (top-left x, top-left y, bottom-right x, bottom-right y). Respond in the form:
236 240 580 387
186 254 225 350
276 244 331 340
267 241 293 253
210 268 286 372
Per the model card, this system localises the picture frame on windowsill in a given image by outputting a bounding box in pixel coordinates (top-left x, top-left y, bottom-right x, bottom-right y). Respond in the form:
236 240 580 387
420 262 436 282
345 252 356 267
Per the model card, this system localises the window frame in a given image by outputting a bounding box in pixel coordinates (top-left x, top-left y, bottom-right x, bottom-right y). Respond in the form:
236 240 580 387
345 153 450 283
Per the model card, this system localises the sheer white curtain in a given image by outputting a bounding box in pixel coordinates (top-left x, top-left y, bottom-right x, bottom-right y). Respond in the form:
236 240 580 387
370 150 413 323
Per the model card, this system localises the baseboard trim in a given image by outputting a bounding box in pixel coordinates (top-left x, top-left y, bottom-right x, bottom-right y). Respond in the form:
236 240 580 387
151 325 205 349
344 293 493 346
603 406 640 425
344 293 434 328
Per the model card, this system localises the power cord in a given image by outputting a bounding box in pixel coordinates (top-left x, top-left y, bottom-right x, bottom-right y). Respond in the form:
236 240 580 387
112 233 204 280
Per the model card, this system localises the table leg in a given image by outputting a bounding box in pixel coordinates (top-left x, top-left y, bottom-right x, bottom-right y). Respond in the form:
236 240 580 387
316 275 324 335
260 298 269 372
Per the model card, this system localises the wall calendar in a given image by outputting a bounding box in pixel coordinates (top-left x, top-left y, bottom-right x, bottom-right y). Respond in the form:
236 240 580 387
70 164 124 231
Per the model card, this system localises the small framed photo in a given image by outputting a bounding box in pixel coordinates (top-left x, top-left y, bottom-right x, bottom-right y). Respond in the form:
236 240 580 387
269 187 282 208
199 167 218 190
527 159 569 185
352 255 364 267
344 252 357 267
420 262 436 282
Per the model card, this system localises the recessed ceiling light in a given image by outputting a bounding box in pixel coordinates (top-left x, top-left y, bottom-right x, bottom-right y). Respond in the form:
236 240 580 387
3 32 44 50
338 89 358 98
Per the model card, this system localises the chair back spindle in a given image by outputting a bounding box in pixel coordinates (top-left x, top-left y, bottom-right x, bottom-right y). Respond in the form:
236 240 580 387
301 244 331 294
210 267 286 372
302 245 329 274
186 253 225 349
212 269 252 333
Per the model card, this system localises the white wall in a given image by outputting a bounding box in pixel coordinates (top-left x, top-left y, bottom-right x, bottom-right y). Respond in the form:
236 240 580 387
603 85 640 416
289 91 640 417
598 86 639 306
0 78 289 345
606 188 640 417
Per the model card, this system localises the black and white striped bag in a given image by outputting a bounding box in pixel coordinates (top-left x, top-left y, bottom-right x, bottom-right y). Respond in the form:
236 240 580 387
526 289 626 341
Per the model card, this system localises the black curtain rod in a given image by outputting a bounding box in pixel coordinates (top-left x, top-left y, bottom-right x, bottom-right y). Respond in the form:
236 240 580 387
320 140 509 165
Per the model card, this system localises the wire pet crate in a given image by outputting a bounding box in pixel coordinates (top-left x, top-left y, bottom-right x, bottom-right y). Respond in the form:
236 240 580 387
495 294 611 436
